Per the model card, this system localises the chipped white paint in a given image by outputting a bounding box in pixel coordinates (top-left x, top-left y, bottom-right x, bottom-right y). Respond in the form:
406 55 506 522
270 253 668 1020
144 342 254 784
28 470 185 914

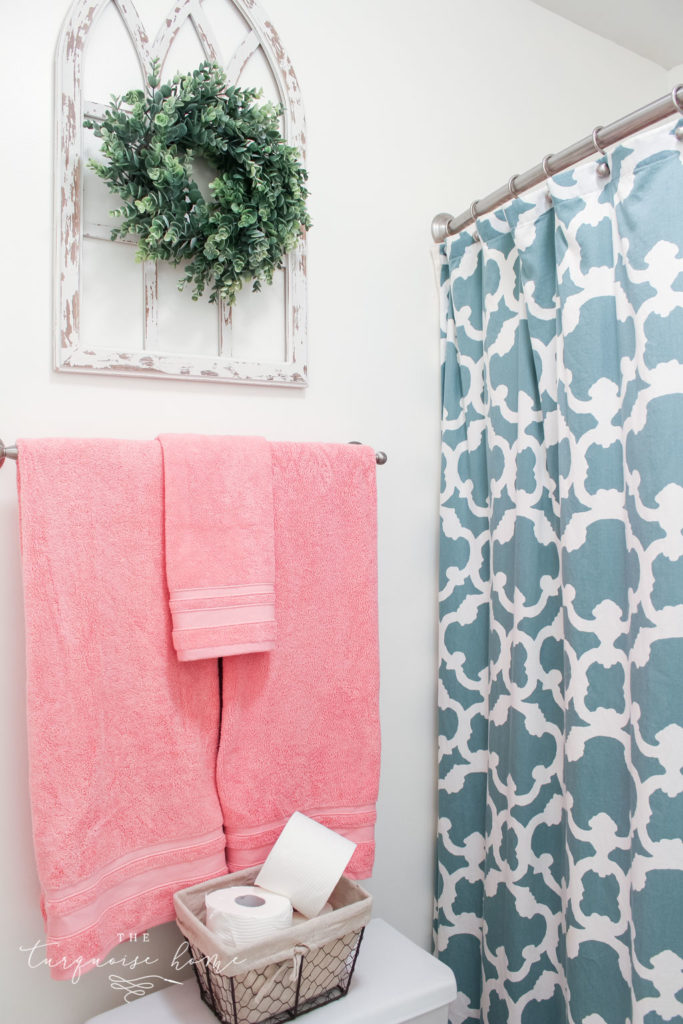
54 0 308 386
224 28 259 83
143 262 160 352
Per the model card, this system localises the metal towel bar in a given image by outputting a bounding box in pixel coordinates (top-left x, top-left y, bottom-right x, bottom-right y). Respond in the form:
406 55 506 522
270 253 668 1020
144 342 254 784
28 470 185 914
0 439 387 468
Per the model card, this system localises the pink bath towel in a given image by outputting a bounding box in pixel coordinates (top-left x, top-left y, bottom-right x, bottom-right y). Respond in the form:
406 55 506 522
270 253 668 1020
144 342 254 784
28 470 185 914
158 434 276 661
218 443 381 879
17 439 227 980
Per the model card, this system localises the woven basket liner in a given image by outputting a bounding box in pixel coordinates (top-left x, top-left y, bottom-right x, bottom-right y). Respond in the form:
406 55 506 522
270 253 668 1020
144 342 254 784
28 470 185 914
174 866 372 977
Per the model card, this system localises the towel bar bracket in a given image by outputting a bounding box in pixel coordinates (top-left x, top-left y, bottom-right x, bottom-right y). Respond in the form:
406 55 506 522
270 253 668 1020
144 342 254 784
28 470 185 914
0 439 386 467
0 440 18 468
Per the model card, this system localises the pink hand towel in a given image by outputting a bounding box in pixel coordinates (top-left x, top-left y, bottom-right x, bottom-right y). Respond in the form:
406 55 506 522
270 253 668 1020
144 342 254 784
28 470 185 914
218 443 381 880
158 434 276 661
17 439 227 980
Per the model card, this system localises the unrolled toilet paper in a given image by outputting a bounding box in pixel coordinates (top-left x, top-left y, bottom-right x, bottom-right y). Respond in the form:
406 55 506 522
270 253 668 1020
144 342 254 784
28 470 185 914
205 886 293 947
255 812 356 918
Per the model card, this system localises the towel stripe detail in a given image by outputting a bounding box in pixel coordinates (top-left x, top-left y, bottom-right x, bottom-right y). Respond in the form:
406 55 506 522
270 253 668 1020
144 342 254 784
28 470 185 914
172 619 276 655
172 603 275 630
171 583 275 601
44 850 227 939
178 641 276 660
227 827 375 871
42 829 226 901
224 806 377 875
168 584 276 659
224 805 377 841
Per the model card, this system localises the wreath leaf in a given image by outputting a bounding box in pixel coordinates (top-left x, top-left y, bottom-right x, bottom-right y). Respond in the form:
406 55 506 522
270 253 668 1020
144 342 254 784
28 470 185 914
84 59 311 305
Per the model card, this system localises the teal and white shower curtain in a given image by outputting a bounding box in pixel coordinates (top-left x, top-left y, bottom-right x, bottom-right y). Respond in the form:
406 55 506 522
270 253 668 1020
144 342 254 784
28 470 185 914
435 116 683 1024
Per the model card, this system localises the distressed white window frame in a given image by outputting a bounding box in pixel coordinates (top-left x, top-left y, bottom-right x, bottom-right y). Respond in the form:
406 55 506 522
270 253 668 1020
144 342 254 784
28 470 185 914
54 0 308 386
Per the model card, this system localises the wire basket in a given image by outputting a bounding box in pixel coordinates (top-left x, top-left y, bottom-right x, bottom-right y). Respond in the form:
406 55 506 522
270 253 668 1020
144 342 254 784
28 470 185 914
174 868 372 1024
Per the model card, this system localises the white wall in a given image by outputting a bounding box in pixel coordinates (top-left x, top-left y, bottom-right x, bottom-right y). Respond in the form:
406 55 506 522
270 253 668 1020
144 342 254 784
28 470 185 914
667 63 683 89
0 2 666 1020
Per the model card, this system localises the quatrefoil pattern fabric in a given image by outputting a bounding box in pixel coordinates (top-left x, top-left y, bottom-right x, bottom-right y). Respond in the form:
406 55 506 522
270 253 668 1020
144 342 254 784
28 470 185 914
434 118 683 1024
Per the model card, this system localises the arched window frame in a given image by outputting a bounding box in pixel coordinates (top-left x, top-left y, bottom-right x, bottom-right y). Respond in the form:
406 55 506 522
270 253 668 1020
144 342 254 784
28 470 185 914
54 0 308 386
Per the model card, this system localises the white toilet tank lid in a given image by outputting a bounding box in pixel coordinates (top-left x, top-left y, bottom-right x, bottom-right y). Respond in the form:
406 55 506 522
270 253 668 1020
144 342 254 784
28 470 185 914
313 917 457 1023
84 917 457 1024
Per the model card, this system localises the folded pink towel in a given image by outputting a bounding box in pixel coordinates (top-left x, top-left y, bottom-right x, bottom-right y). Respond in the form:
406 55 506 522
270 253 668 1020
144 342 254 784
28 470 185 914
158 434 276 661
218 443 381 879
17 439 227 980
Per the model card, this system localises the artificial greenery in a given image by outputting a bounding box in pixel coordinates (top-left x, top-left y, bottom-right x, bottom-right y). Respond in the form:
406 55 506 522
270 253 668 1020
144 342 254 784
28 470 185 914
84 60 311 305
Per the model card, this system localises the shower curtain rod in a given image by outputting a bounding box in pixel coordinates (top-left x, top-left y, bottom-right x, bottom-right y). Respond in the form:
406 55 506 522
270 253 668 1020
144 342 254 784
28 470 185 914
432 84 683 243
0 439 388 466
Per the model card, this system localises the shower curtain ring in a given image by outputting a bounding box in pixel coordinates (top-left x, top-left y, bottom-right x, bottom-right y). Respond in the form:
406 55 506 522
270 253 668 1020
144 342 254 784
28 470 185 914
507 175 520 198
592 126 606 154
542 155 554 201
469 200 480 243
672 86 683 139
592 126 611 177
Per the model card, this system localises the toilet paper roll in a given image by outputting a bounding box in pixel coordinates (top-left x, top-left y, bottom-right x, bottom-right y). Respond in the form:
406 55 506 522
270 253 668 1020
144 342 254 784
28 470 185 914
255 812 356 918
205 886 293 947
292 902 332 926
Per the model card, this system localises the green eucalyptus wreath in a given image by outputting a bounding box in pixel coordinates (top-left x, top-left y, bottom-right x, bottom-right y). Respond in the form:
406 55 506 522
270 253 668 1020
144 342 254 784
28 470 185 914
84 60 311 305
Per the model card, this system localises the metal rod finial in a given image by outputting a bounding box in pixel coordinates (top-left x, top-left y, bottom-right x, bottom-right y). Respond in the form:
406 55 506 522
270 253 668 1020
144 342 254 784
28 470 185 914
431 212 454 244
